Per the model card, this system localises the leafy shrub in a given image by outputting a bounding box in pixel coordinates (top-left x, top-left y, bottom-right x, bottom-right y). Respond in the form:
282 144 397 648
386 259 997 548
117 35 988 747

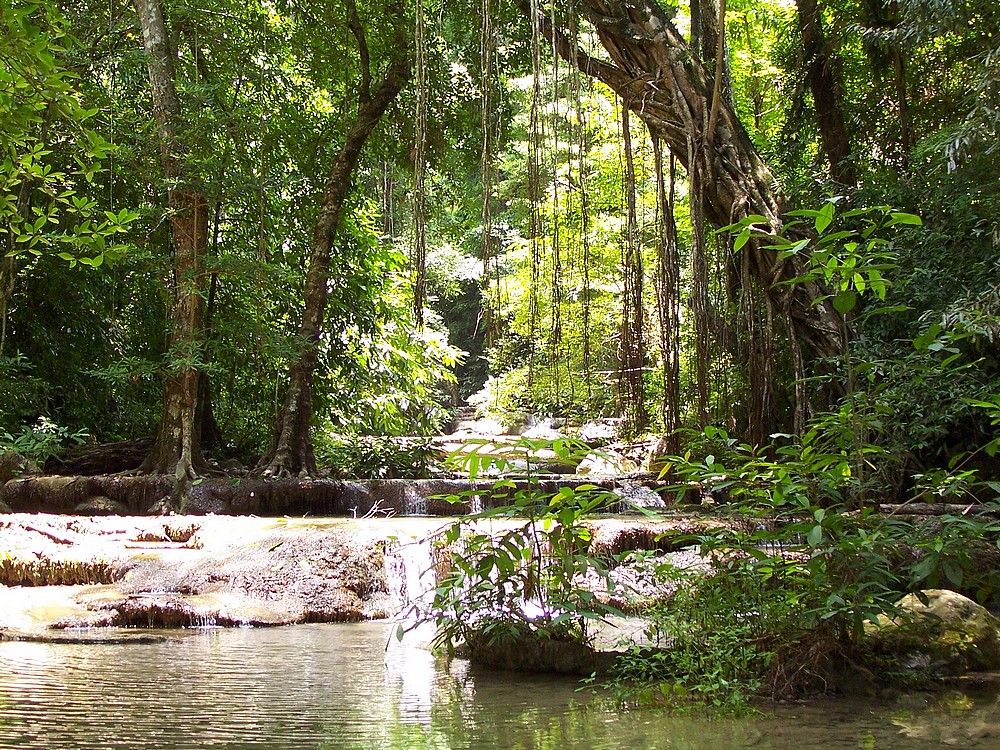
410 438 624 652
1 416 89 465
314 434 439 479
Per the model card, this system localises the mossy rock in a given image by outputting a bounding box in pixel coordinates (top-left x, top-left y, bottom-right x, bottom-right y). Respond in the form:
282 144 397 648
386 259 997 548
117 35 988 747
869 589 1000 675
465 630 617 675
0 451 38 486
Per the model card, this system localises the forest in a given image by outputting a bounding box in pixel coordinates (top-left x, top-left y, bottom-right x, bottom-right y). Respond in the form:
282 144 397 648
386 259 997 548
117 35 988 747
3 0 998 494
2 0 1000 711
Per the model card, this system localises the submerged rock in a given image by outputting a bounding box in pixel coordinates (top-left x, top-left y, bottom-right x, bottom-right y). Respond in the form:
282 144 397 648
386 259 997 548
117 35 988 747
0 515 423 631
465 631 617 675
869 589 1000 675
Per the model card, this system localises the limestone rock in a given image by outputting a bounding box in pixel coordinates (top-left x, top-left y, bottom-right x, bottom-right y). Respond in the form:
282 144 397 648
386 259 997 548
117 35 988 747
578 420 619 444
577 450 640 476
869 589 1000 675
643 435 674 475
0 451 37 486
74 496 129 515
466 631 617 675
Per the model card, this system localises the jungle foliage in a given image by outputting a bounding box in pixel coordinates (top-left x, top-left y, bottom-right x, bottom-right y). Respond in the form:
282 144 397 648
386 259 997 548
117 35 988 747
2 0 1000 710
0 0 996 486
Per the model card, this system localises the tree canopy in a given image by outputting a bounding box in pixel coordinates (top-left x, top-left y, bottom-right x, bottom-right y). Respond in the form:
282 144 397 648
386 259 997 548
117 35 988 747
1 0 998 500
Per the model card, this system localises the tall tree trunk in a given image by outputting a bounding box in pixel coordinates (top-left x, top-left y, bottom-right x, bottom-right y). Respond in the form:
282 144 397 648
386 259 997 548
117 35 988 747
258 2 411 477
525 0 843 372
134 0 210 490
796 0 856 186
894 50 910 165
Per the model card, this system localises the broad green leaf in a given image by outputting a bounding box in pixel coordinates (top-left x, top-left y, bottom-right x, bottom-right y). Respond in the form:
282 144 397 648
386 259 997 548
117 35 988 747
815 201 835 233
887 212 922 226
734 226 751 251
832 289 857 314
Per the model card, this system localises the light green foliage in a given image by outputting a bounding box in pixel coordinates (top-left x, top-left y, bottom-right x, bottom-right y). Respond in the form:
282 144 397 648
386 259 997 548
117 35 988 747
0 415 88 463
318 206 464 437
594 419 1000 705
609 555 784 712
643 421 1000 698
313 435 438 479
0 0 136 267
413 438 624 651
729 200 920 318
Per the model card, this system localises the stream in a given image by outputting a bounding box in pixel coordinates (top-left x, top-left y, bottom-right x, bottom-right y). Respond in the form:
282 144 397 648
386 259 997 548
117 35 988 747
2 622 999 749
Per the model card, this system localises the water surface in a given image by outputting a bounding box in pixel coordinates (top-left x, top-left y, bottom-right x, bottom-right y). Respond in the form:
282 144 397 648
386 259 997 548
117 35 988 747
1 622 998 749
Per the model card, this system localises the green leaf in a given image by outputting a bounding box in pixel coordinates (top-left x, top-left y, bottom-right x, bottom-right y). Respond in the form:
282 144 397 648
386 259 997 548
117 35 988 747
734 227 751 251
942 560 964 587
887 212 922 226
807 525 823 546
815 201 835 233
832 289 857 314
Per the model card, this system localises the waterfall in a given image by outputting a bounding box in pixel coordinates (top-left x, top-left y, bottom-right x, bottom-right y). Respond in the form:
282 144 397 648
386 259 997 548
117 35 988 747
384 535 438 613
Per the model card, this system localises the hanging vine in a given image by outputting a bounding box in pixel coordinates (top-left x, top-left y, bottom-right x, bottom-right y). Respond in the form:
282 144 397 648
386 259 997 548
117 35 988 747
548 0 563 407
412 0 428 326
688 135 711 427
527 0 543 388
620 101 646 433
653 137 681 449
572 8 593 404
479 0 496 346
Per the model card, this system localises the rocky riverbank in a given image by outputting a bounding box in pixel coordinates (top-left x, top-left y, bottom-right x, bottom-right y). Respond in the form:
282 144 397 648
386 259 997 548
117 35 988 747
0 514 446 636
0 512 709 640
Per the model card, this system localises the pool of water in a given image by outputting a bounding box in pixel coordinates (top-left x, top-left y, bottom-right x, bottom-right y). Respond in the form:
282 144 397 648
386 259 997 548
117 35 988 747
1 622 999 749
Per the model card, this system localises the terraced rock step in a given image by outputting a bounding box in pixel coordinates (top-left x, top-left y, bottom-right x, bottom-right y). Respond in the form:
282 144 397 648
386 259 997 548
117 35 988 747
2 475 685 516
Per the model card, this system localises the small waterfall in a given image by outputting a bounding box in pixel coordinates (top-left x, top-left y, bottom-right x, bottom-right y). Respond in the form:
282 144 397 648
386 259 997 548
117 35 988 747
402 485 427 516
190 613 218 628
385 536 438 613
613 482 667 511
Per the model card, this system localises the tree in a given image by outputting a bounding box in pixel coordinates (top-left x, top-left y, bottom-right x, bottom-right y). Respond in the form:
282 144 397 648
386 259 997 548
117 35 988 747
133 0 211 484
1 0 133 356
520 0 844 432
258 0 412 477
795 0 855 186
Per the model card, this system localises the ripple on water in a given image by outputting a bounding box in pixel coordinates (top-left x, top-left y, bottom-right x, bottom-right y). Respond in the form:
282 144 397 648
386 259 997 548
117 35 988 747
1 623 1000 750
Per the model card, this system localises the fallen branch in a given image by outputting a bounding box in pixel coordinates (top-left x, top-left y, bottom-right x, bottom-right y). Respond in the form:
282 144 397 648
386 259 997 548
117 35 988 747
22 523 75 545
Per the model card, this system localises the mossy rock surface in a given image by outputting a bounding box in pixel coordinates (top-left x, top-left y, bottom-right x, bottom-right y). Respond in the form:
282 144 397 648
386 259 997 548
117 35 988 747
869 589 1000 675
466 630 617 675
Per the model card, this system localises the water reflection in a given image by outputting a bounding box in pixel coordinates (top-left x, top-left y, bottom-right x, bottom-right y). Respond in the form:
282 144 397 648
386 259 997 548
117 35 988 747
0 623 998 749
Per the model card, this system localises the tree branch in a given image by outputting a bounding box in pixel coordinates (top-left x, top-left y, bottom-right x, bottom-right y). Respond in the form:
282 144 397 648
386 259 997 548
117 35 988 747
347 0 372 102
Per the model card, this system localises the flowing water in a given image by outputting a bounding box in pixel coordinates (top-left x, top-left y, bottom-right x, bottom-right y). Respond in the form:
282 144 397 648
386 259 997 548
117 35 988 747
1 622 999 750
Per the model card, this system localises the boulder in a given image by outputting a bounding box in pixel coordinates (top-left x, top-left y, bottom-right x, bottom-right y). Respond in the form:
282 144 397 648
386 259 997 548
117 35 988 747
577 450 640 476
869 589 1000 675
465 630 617 675
74 496 129 516
0 451 37 486
578 420 619 444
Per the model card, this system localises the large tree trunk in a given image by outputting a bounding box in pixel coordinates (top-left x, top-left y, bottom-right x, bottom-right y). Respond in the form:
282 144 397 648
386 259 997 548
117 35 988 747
257 1 412 477
527 0 843 369
133 0 210 488
796 0 856 186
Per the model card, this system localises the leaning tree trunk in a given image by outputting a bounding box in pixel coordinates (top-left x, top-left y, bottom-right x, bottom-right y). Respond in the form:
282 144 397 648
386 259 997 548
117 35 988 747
258 1 412 477
134 0 211 488
526 0 843 374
